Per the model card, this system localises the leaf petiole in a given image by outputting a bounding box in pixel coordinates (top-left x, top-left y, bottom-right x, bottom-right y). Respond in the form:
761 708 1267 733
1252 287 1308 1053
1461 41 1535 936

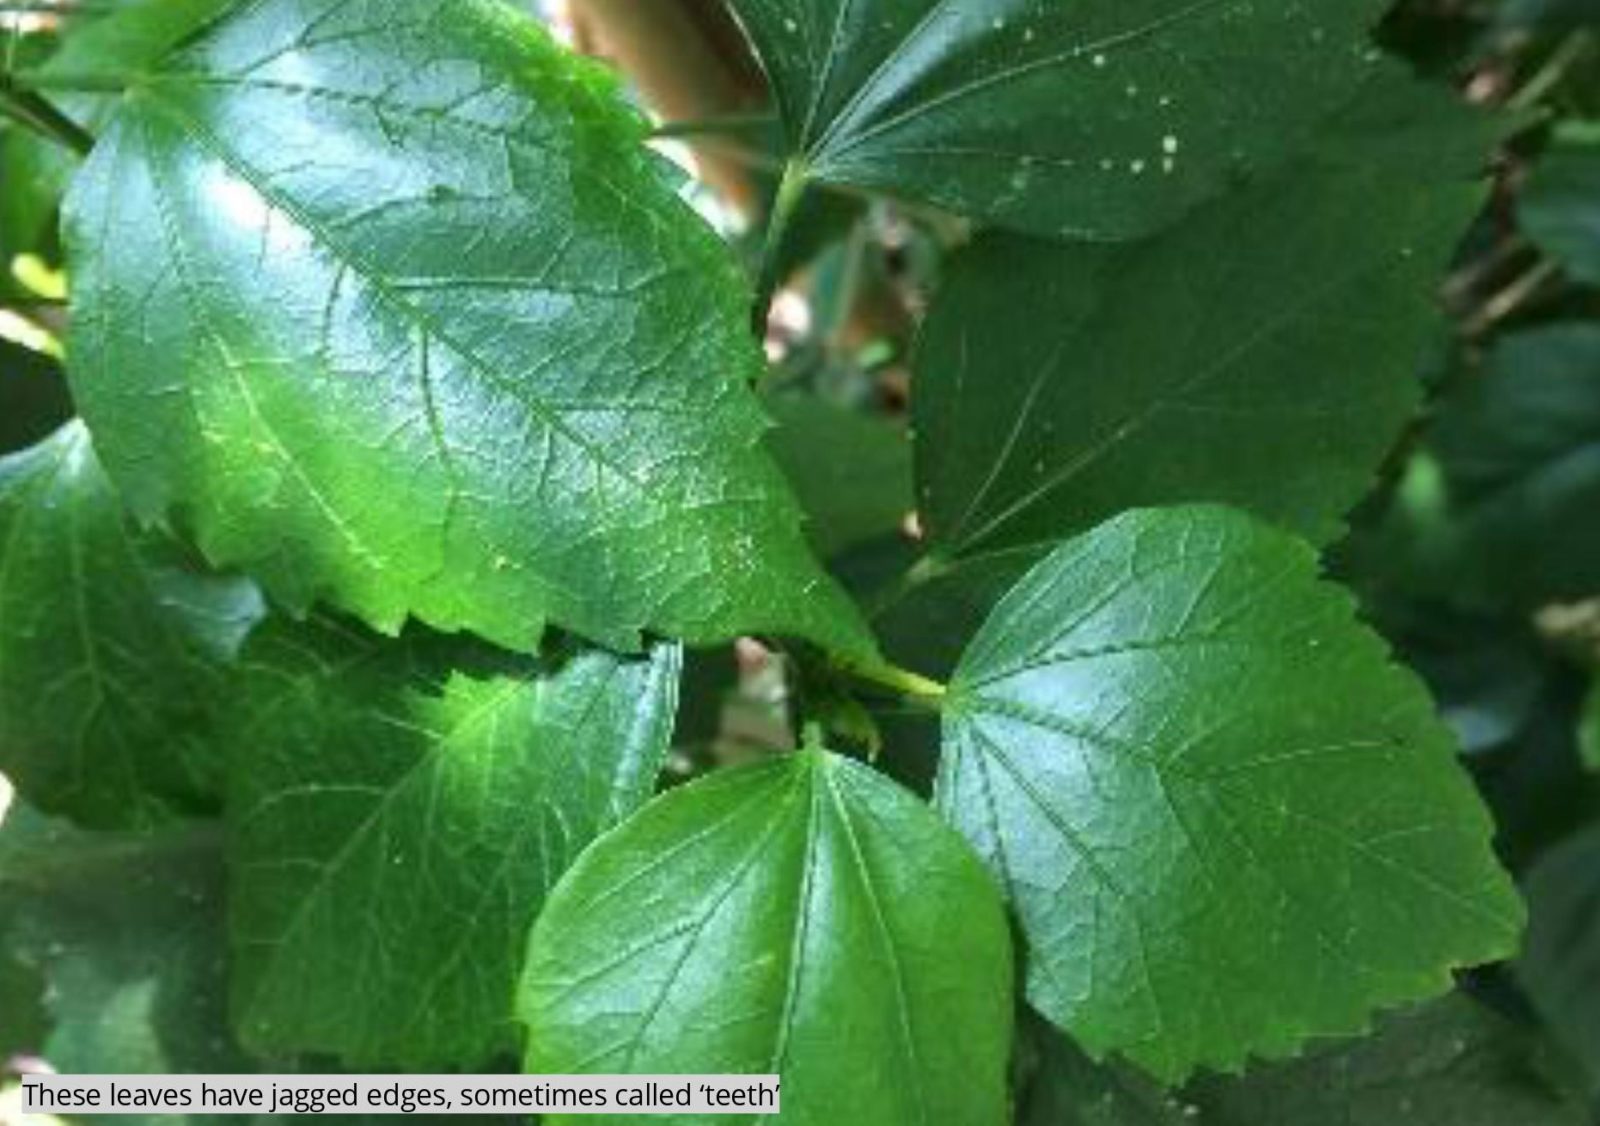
751 156 810 337
831 654 947 706
0 72 92 155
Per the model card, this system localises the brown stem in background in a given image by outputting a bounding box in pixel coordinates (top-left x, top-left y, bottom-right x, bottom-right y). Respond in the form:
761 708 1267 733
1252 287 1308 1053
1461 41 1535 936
569 0 766 213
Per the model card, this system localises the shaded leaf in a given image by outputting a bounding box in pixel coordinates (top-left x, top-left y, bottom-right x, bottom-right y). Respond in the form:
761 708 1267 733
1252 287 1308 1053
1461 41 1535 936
1582 681 1600 771
730 0 1393 238
517 748 1013 1126
1521 126 1600 286
0 804 251 1092
1189 993 1589 1124
764 393 912 559
64 0 873 658
938 505 1523 1080
1519 821 1600 1093
1426 324 1600 608
228 617 680 1069
0 423 263 827
914 164 1481 572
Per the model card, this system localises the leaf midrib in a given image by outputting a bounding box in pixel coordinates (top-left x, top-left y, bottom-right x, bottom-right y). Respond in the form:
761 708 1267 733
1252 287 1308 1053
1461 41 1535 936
133 81 664 499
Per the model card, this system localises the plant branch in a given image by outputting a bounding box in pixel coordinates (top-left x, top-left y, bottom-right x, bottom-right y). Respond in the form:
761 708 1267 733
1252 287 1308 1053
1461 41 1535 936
831 654 947 707
751 157 810 336
0 72 92 154
1509 30 1593 111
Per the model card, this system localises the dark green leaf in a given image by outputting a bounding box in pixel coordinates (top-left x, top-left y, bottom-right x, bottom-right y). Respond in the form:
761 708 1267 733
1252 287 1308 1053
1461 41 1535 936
730 0 1393 238
1496 0 1600 33
517 748 1013 1126
1519 821 1600 1093
764 393 912 559
0 799 519 1125
1424 324 1600 608
0 949 50 1061
64 0 874 659
0 804 251 1086
1188 994 1589 1124
1521 127 1600 286
914 164 1481 573
1582 681 1600 771
0 423 263 827
938 505 1523 1080
1017 1012 1189 1126
227 617 680 1069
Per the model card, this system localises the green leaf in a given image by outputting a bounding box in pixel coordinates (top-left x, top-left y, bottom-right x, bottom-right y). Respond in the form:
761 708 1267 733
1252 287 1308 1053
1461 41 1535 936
0 423 264 828
0 949 50 1061
1188 993 1589 1124
0 800 523 1126
32 0 237 95
938 505 1523 1081
1424 324 1600 608
0 126 73 289
64 0 874 659
0 804 252 1087
913 164 1481 575
1518 821 1600 1093
517 749 1013 1126
227 616 681 1069
729 0 1392 238
1521 126 1600 285
1582 681 1600 772
764 393 912 559
1017 1012 1189 1126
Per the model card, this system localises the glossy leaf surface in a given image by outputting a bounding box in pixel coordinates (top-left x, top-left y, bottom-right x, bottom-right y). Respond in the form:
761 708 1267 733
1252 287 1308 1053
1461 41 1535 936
518 749 1013 1126
939 506 1523 1080
228 617 680 1068
0 423 263 827
64 0 872 658
731 0 1391 238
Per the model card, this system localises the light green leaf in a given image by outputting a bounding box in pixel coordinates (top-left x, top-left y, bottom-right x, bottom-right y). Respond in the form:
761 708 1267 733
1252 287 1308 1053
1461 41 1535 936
0 423 264 828
730 0 1391 238
64 0 874 659
764 393 912 559
34 0 237 96
913 164 1481 574
938 506 1523 1081
227 616 680 1069
517 749 1013 1126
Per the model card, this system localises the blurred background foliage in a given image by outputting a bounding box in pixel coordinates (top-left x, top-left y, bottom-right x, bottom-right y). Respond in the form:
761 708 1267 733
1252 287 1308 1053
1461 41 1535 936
4 0 1600 1122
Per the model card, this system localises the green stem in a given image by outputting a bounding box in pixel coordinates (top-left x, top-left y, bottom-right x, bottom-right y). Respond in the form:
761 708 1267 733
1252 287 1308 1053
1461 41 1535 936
832 655 948 707
8 68 132 94
1509 29 1592 111
0 73 92 155
751 157 810 337
651 111 775 140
